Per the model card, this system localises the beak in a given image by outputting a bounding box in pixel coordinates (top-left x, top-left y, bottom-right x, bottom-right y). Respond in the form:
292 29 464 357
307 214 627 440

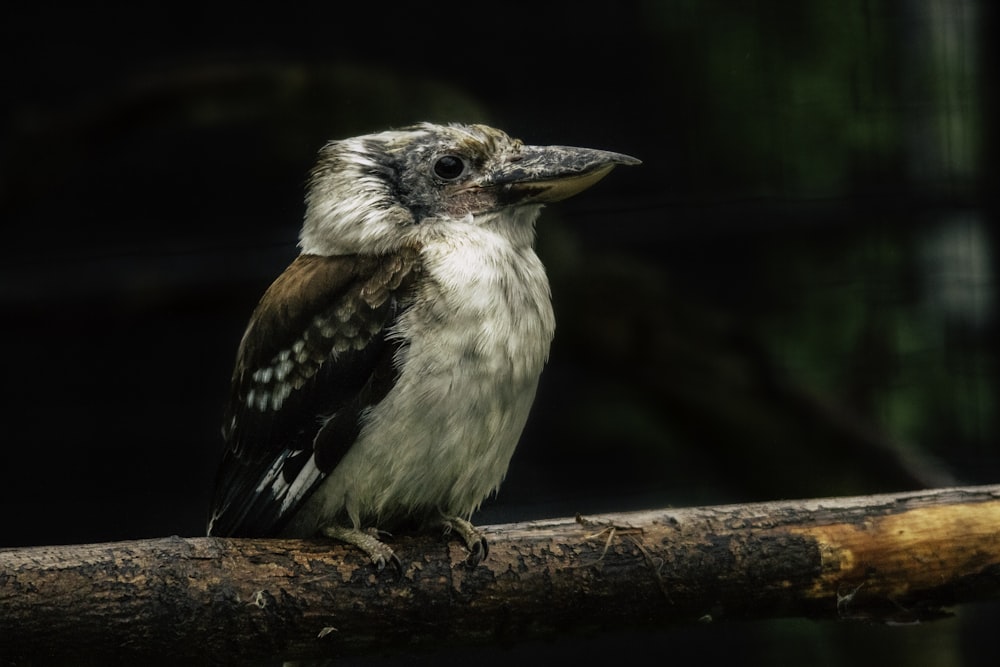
483 144 641 206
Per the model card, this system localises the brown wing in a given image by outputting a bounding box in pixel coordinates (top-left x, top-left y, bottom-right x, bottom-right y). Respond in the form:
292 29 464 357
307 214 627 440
208 249 420 537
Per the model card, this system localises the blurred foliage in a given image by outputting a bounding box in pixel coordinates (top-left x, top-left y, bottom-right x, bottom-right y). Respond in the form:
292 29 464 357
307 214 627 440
754 216 995 482
638 0 980 197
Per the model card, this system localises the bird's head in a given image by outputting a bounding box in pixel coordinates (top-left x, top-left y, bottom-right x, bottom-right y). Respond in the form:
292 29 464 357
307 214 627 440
299 123 640 255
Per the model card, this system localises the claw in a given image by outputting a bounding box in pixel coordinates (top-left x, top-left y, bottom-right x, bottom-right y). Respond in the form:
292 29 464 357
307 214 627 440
463 539 488 568
439 515 489 567
321 524 400 574
365 527 394 540
388 552 403 577
466 536 489 567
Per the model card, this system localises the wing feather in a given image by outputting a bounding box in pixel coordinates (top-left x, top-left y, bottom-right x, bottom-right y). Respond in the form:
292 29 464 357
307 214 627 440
208 249 420 537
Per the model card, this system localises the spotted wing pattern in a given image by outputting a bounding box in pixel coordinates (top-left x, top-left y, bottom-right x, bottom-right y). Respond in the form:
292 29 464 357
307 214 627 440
208 249 420 536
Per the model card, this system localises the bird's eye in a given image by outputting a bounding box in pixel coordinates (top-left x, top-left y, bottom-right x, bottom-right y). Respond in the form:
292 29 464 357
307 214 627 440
433 155 467 181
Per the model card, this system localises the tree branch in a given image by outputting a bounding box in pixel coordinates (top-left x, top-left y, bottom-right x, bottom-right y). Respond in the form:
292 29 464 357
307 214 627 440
3 485 999 664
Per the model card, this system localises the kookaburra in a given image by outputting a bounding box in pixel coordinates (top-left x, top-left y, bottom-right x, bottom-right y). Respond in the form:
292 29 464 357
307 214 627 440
208 122 639 570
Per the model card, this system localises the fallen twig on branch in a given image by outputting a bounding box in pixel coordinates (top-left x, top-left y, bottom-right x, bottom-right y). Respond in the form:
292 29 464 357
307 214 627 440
2 485 998 664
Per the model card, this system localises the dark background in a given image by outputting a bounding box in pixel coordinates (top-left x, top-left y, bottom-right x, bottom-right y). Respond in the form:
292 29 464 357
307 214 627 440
2 1 997 665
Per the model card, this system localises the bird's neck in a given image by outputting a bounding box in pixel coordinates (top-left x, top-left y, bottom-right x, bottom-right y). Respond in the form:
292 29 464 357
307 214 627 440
399 208 556 379
410 207 548 299
471 204 544 250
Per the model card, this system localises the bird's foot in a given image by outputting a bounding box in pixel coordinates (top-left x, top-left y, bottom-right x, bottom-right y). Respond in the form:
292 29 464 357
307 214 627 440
439 515 489 567
321 524 401 574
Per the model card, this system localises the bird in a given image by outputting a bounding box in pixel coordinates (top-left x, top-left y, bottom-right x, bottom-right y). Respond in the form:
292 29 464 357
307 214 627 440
207 122 639 570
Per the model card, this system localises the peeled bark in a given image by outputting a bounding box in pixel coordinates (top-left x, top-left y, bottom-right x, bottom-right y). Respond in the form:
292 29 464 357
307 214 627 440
2 485 998 664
